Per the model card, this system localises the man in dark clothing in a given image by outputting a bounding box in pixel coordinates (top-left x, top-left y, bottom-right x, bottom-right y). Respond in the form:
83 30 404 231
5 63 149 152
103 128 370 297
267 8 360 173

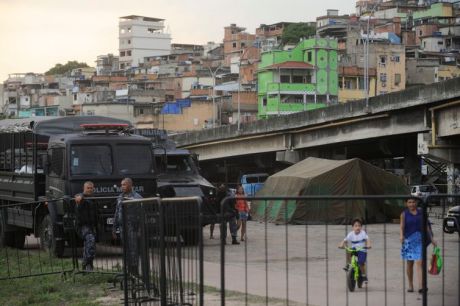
74 181 97 271
216 184 239 245
112 178 143 276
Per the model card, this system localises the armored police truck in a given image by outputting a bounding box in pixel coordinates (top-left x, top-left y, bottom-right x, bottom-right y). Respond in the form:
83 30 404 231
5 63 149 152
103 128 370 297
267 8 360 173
0 116 156 256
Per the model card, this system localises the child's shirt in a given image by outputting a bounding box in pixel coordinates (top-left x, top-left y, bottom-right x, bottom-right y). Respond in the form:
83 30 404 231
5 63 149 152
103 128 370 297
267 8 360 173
344 230 369 251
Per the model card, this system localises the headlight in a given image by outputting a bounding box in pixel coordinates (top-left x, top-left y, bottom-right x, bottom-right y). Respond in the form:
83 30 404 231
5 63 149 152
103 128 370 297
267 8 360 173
209 189 214 196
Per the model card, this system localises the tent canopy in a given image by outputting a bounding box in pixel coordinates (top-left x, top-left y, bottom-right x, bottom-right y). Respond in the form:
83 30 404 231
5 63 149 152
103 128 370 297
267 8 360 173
252 157 409 225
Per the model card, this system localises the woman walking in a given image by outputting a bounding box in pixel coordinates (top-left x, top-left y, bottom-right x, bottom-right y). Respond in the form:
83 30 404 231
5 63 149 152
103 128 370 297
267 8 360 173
235 185 249 241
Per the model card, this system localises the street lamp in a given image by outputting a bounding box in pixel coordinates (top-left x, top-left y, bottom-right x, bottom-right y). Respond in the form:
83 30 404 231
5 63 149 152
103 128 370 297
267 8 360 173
206 65 223 128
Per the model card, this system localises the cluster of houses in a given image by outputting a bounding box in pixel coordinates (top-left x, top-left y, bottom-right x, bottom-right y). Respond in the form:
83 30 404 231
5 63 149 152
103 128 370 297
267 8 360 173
2 0 459 132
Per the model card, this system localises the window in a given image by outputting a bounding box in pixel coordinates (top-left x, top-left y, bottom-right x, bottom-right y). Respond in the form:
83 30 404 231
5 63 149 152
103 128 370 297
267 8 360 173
379 56 386 66
307 51 312 62
292 75 303 83
232 42 237 48
241 42 245 48
128 27 131 33
120 51 125 57
395 73 401 86
49 148 64 177
127 50 132 56
262 97 267 106
128 39 131 44
380 73 387 82
117 145 152 175
437 41 443 45
280 75 290 83
71 145 112 176
419 30 422 36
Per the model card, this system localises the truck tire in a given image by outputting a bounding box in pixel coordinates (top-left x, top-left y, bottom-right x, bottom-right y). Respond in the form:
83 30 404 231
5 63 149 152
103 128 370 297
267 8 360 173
39 215 65 257
10 231 25 249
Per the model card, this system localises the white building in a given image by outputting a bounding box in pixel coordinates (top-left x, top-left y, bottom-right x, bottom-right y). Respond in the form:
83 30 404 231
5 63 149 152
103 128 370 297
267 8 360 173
118 15 171 70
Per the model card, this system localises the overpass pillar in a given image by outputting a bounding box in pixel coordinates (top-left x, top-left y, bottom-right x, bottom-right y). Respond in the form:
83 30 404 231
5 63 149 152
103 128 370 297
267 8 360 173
446 164 460 200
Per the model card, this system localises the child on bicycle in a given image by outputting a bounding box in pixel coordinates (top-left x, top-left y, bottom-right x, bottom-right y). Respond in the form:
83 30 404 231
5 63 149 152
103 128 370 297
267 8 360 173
338 218 372 282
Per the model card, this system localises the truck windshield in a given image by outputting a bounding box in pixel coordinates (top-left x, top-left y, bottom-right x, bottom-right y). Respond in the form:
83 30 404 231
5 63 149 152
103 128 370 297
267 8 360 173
71 145 112 176
117 144 153 175
164 155 196 173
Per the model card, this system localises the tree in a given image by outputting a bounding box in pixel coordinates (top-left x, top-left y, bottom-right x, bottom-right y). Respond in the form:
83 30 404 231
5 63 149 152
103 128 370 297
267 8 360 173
281 23 316 45
45 61 90 76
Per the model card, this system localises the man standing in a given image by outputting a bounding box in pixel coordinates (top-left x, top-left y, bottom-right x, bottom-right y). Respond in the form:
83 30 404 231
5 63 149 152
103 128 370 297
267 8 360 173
217 184 239 245
112 178 143 238
112 178 143 275
74 181 97 271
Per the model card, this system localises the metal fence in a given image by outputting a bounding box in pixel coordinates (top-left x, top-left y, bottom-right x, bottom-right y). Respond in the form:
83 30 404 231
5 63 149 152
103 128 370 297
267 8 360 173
0 200 75 281
215 195 460 306
121 196 204 306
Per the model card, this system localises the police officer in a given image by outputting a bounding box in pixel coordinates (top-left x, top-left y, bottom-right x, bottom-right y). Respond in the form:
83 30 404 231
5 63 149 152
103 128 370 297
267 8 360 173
217 184 239 245
112 178 143 275
74 181 97 271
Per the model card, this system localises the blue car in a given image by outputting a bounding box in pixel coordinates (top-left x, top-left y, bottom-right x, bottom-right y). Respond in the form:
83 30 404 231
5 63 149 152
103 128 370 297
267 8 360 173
240 173 269 197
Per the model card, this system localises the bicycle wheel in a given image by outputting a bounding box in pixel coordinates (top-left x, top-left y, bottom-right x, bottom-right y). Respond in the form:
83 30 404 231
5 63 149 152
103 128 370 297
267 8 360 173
357 269 363 288
347 268 356 292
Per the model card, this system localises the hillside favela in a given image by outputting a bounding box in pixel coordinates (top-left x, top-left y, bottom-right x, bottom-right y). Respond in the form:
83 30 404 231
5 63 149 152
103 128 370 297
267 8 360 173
1 0 460 305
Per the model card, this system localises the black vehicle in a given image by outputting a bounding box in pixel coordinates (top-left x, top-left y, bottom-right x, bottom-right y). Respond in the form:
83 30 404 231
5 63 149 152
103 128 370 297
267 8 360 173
443 205 460 236
0 116 156 256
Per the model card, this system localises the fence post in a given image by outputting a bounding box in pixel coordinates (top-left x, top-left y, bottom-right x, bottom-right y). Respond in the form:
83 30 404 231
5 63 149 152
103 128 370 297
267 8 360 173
121 200 129 306
159 200 167 306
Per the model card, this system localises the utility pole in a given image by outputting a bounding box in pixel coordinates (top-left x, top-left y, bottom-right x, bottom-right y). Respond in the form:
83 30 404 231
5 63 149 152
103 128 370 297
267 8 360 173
207 65 223 128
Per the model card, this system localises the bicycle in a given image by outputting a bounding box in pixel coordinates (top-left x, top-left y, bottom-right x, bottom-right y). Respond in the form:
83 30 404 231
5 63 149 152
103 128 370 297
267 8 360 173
339 246 369 292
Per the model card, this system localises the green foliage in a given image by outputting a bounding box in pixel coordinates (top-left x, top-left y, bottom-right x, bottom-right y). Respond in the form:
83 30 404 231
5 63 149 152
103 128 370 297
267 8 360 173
281 23 316 45
45 61 90 76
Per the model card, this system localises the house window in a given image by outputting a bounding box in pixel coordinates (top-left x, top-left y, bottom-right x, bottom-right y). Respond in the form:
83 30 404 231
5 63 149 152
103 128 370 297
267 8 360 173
127 50 132 56
232 42 237 48
128 40 131 44
262 97 267 106
437 41 443 45
280 75 290 83
395 73 401 85
380 73 387 82
379 56 386 66
241 42 245 48
120 63 125 69
307 51 312 62
419 30 422 36
391 55 400 62
292 75 303 83
120 51 126 57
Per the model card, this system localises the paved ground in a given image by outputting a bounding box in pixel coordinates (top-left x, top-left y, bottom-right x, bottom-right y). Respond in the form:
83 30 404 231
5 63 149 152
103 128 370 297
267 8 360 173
200 212 459 306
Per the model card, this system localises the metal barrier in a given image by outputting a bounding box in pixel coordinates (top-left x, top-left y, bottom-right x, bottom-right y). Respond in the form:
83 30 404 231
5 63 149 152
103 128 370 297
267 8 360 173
121 196 204 306
0 201 75 280
215 195 460 306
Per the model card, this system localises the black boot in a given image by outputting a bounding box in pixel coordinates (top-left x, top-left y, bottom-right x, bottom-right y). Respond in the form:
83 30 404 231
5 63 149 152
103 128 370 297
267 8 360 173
232 237 240 245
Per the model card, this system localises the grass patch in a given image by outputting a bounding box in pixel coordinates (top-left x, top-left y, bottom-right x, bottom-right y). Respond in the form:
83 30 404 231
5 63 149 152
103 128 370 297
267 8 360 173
0 248 120 306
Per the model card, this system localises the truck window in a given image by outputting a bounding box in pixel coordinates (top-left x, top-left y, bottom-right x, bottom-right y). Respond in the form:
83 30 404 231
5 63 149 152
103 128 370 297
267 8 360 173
70 145 112 176
117 144 153 175
49 148 64 177
165 155 195 173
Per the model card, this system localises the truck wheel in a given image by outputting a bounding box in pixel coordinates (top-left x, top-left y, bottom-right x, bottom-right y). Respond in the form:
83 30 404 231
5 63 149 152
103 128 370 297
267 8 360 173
39 215 64 257
11 231 25 249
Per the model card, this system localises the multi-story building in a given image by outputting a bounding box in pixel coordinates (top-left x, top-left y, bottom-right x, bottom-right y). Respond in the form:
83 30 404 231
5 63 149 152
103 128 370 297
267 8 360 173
223 24 256 68
96 54 120 76
118 15 171 70
255 22 292 51
257 38 338 118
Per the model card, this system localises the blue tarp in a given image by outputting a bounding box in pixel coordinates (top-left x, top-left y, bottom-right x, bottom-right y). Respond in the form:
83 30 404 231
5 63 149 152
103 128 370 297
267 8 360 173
160 98 191 114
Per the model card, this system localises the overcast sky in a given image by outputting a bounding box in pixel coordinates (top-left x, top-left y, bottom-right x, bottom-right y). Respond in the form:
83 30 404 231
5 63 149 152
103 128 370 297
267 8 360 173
0 0 355 82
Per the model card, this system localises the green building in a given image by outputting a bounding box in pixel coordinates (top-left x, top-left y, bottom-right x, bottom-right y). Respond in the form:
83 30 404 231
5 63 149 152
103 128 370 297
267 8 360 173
257 38 338 118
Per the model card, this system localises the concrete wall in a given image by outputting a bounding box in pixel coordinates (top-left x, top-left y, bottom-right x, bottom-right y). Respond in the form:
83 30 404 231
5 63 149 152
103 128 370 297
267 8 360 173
158 101 214 132
81 103 134 121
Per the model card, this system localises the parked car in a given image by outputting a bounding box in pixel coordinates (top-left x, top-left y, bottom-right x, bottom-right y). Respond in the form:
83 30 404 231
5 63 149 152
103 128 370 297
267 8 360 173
410 184 439 198
443 205 460 236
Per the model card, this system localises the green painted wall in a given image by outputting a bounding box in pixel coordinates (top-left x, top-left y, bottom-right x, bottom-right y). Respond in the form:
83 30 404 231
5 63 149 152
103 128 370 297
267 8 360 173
413 3 452 20
258 37 338 118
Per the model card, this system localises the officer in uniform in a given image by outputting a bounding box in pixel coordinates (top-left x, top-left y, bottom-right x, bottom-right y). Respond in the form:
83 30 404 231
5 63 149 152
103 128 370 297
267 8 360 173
74 181 97 271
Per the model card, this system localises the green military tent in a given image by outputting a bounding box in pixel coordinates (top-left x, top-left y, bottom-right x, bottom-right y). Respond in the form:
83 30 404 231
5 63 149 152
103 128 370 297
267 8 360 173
252 157 408 225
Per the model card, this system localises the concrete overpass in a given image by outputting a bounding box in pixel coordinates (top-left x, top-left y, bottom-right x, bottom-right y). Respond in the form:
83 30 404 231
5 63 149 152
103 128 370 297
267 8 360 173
171 78 460 188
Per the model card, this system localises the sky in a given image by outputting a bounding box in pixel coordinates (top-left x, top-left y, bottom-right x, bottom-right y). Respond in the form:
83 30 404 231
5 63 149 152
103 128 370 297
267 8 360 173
0 0 354 82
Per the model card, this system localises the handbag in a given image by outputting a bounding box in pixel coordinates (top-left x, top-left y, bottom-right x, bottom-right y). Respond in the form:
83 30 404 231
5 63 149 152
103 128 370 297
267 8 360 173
428 246 443 275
